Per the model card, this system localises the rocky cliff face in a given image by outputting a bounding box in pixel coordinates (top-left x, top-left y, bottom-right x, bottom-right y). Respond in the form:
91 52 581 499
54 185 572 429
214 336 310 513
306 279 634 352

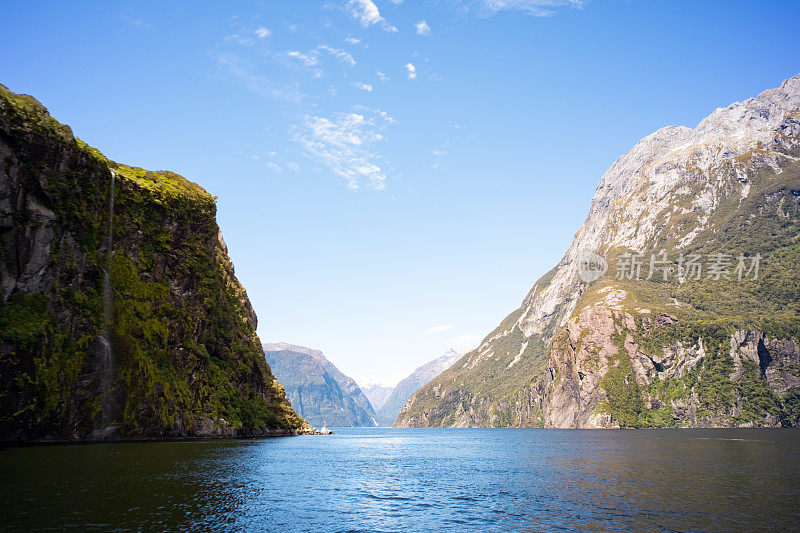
379 349 461 425
397 74 800 428
264 342 378 427
0 84 308 441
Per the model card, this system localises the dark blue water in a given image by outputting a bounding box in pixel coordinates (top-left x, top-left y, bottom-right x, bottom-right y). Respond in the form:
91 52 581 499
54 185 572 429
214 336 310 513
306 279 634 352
1 428 799 531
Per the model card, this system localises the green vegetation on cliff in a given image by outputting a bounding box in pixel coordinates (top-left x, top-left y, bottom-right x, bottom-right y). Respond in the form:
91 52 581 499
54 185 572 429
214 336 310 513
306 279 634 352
0 83 306 440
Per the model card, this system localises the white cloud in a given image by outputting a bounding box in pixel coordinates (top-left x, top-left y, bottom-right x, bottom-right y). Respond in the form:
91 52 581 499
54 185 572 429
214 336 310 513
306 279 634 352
377 70 389 81
285 161 301 173
415 20 431 35
377 110 396 123
254 26 271 38
286 50 318 67
424 325 454 335
345 35 361 45
266 161 282 173
347 0 399 32
318 44 356 66
293 109 395 190
353 82 373 92
405 62 417 80
223 33 254 46
347 0 384 26
449 332 483 352
432 146 448 169
469 0 583 17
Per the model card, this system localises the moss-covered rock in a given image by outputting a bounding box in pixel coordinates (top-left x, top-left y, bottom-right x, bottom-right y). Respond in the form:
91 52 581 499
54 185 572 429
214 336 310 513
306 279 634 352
0 83 307 441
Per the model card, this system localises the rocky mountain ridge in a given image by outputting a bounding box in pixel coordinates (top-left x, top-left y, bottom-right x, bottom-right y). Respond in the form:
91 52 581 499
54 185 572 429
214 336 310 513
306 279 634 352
397 74 800 428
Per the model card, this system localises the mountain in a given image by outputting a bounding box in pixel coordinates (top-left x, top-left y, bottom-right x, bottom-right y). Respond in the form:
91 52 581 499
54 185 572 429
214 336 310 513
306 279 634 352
361 383 394 411
397 74 800 429
378 349 462 425
264 342 378 427
0 83 308 441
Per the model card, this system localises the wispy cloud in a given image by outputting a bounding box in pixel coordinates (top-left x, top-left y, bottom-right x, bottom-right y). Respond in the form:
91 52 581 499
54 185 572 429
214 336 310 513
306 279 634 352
405 62 417 80
377 110 396 123
119 13 155 30
286 50 318 67
318 44 356 66
283 45 356 76
377 70 389 81
415 20 431 35
293 109 395 190
254 26 271 38
424 324 454 335
347 0 399 32
265 159 301 174
432 143 449 169
467 0 584 17
345 35 361 45
214 52 302 102
353 82 373 92
347 0 382 26
449 332 482 352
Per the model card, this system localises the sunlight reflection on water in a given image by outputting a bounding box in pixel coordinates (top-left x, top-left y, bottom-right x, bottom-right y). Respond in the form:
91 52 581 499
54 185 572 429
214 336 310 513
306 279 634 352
1 428 799 531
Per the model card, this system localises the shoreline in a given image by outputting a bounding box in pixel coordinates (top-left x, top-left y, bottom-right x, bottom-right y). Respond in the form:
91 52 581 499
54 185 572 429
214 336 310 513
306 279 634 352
0 426 332 447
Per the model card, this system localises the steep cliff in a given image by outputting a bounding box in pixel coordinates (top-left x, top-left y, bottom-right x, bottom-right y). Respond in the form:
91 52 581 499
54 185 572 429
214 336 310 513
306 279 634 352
0 83 308 441
397 74 800 428
264 342 378 427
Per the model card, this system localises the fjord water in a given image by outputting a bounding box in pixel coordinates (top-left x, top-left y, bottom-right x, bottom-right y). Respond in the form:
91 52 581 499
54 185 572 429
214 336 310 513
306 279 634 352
1 429 798 531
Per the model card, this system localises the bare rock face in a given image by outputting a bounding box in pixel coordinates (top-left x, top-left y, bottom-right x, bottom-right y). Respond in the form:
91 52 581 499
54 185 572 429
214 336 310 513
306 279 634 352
730 331 800 395
542 298 800 428
542 304 630 429
398 74 800 429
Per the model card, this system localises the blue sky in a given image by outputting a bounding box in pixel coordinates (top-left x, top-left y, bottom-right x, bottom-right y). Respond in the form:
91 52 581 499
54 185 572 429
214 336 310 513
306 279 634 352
2 1 799 386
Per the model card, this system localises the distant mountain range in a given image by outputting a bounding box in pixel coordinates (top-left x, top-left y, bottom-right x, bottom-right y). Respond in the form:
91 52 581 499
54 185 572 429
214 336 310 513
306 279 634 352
361 384 394 411
263 343 378 427
373 349 462 425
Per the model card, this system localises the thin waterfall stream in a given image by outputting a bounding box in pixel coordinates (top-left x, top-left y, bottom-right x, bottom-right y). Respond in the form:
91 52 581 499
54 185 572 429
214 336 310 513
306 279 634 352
98 170 115 427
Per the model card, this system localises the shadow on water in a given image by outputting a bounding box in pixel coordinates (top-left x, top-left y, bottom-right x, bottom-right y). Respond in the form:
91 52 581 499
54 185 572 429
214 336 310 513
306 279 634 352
1 428 799 531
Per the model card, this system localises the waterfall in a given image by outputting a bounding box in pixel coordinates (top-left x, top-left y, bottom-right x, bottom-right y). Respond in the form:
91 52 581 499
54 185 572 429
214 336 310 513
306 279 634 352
102 170 115 343
98 170 116 427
